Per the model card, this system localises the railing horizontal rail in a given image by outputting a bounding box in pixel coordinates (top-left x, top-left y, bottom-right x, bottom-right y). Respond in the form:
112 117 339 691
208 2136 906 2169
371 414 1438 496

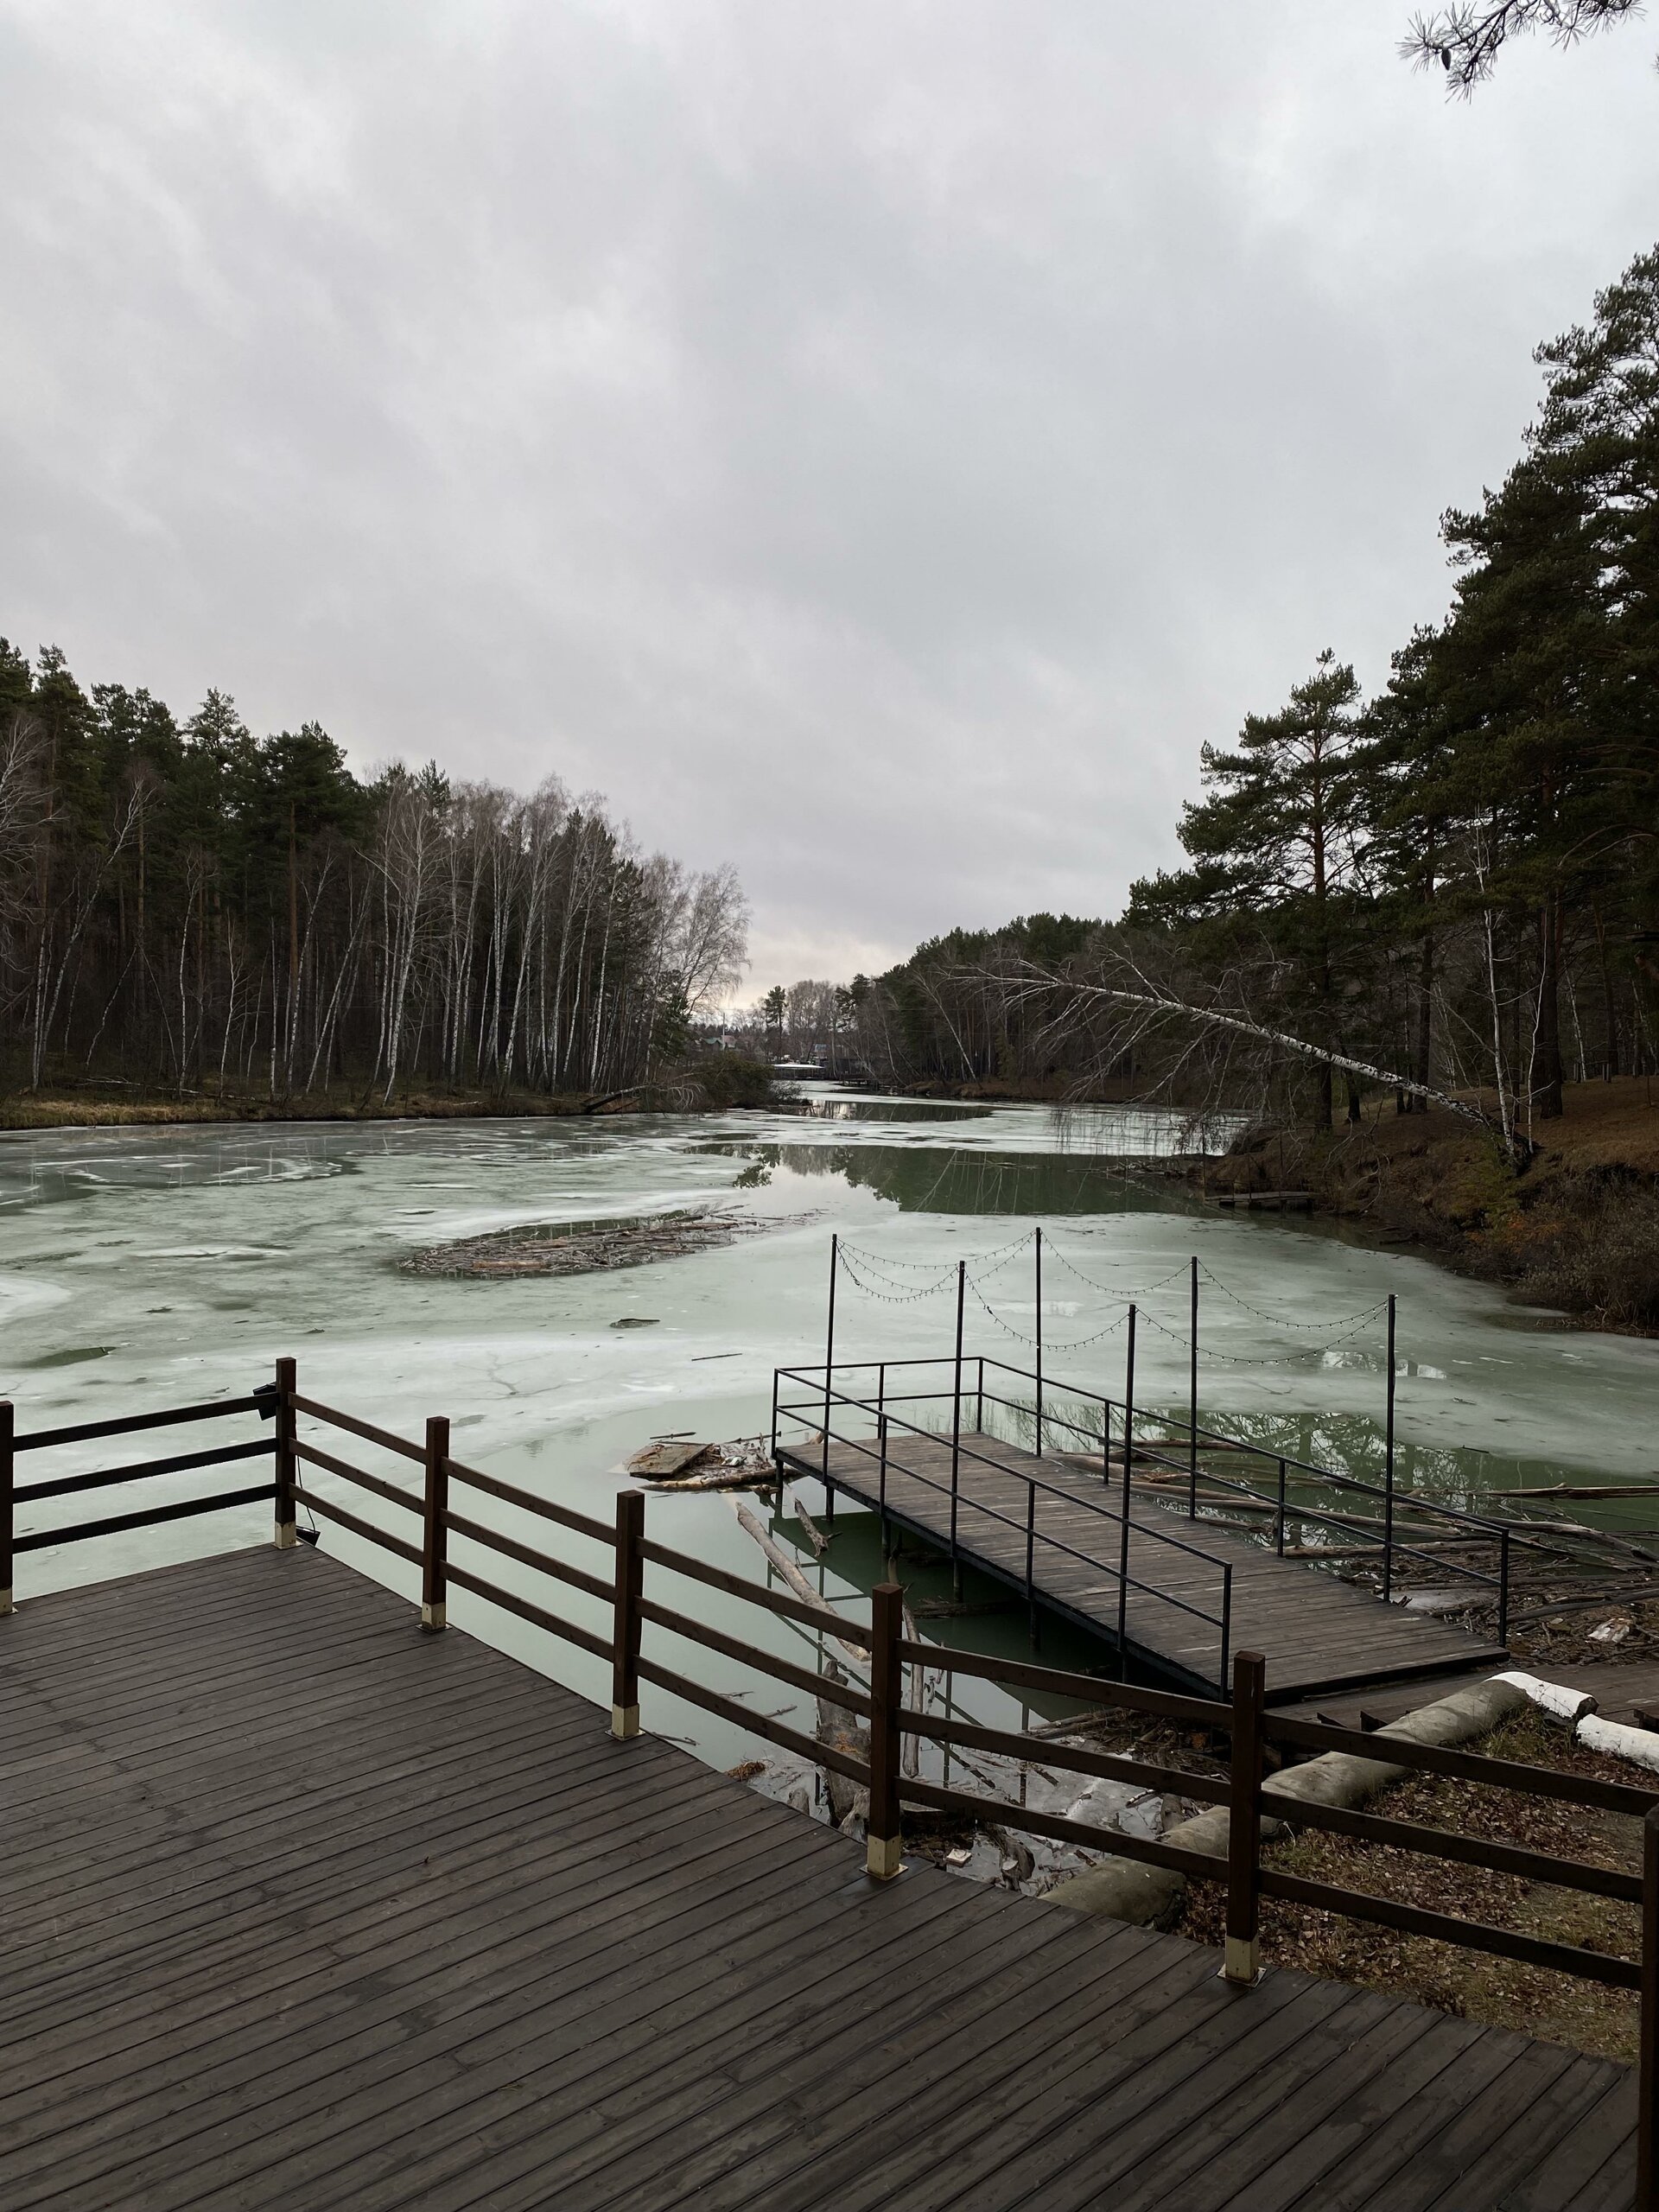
1128 1446 1508 1582
894 1637 1230 1727
793 1351 1528 1548
290 1483 423 1567
14 1483 276 1552
445 1507 613 1605
291 1394 425 1465
778 1385 1236 1577
898 1775 1227 1879
1274 1796 1643 1902
1265 1714 1659 1815
639 1592 874 1719
15 1435 275 1503
638 1535 871 1651
14 1394 269 1453
443 1559 612 1662
294 1439 423 1516
778 1427 1230 1634
895 1707 1230 1806
444 1458 613 1545
1258 1867 1643 1990
794 1432 1228 1637
635 1651 872 1783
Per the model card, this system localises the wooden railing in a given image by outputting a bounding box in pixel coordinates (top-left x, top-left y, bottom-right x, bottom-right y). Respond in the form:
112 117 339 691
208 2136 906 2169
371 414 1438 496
0 1385 278 1614
7 1360 1659 2204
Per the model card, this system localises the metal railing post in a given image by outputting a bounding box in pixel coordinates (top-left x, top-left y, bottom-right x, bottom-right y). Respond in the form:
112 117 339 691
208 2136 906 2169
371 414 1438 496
1382 1293 1397 1602
1498 1528 1510 1648
822 1236 837 1486
1224 1649 1266 1985
950 1261 965 1563
0 1398 13 1618
420 1414 449 1631
611 1487 645 1740
1188 1255 1199 1516
975 1356 984 1436
273 1357 297 1550
1220 1564 1232 1688
1033 1227 1044 1458
1025 1479 1039 1649
1275 1458 1287 1556
1116 1306 1136 1655
877 1360 889 1520
1639 1807 1659 2208
866 1582 905 1879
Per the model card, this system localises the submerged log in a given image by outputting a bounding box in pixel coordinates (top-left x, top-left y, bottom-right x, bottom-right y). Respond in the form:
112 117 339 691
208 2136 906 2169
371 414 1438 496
729 1500 870 1661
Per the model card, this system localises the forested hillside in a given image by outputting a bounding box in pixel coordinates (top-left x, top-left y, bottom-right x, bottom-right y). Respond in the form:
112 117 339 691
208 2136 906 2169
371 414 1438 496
841 245 1659 1160
0 647 747 1103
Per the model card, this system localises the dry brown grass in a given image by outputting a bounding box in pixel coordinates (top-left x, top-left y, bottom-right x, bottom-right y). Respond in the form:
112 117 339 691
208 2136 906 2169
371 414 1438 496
0 1087 598 1131
1179 1708 1644 2061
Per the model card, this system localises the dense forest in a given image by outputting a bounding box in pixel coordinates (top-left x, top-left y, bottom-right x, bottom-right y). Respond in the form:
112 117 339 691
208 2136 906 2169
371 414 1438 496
827 244 1659 1163
0 647 747 1103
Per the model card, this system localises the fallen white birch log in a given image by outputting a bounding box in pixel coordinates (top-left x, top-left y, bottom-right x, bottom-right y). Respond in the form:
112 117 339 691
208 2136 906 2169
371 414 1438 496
1576 1713 1659 1775
1492 1670 1598 1724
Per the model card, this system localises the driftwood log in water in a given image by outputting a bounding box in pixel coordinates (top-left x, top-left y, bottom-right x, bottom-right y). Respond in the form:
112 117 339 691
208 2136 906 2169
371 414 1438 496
729 1499 870 1661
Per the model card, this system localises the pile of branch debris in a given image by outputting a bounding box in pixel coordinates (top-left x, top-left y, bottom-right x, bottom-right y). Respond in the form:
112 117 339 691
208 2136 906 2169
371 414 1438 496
404 1207 776 1280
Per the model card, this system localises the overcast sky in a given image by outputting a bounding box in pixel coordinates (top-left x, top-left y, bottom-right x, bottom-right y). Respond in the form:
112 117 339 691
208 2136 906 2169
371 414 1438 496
2 3 1656 997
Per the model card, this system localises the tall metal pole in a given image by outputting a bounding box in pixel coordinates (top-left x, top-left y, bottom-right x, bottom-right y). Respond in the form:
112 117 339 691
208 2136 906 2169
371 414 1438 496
822 1235 837 1513
1382 1291 1397 1602
1033 1228 1044 1459
1188 1255 1199 1519
950 1260 966 1573
1117 1302 1136 1657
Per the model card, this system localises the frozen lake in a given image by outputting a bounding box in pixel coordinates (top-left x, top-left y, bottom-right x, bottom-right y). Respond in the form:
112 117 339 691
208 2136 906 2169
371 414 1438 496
5 1088 1657 1777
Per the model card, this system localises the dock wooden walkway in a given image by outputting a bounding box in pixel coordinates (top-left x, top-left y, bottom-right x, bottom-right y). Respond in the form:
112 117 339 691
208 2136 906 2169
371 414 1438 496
780 1433 1510 1701
1 1544 1636 2212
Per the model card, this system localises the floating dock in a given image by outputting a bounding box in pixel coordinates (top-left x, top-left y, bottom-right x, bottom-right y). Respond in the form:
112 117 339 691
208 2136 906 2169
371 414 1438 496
778 1427 1510 1701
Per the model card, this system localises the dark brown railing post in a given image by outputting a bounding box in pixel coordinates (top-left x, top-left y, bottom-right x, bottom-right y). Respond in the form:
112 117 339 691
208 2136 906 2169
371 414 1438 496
421 1414 449 1631
867 1581 904 1880
612 1487 645 1740
1224 1648 1266 1985
1 1397 13 1618
273 1357 297 1550
1640 1806 1659 2209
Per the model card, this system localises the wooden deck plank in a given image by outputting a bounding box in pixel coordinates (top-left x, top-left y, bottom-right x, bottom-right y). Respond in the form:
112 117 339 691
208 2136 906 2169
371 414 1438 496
788 1433 1509 1696
0 1543 1631 2212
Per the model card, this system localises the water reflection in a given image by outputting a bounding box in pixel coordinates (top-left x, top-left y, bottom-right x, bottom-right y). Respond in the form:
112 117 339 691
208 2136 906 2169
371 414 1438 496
697 1142 1207 1218
785 1098 995 1123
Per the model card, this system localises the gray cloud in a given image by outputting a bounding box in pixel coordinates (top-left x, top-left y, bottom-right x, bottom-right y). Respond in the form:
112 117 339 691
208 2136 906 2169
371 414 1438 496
2 1 1656 990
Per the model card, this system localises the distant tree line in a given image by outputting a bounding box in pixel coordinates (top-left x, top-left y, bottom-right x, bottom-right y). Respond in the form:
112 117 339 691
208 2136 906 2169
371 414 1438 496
0 645 747 1100
838 245 1659 1158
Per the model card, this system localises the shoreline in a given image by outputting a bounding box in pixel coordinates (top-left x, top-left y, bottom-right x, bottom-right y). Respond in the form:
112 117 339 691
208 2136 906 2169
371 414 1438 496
0 1072 777 1134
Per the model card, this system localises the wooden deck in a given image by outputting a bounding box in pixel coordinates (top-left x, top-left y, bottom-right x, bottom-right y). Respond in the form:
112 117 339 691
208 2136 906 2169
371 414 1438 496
1 1543 1637 2211
780 1433 1510 1701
